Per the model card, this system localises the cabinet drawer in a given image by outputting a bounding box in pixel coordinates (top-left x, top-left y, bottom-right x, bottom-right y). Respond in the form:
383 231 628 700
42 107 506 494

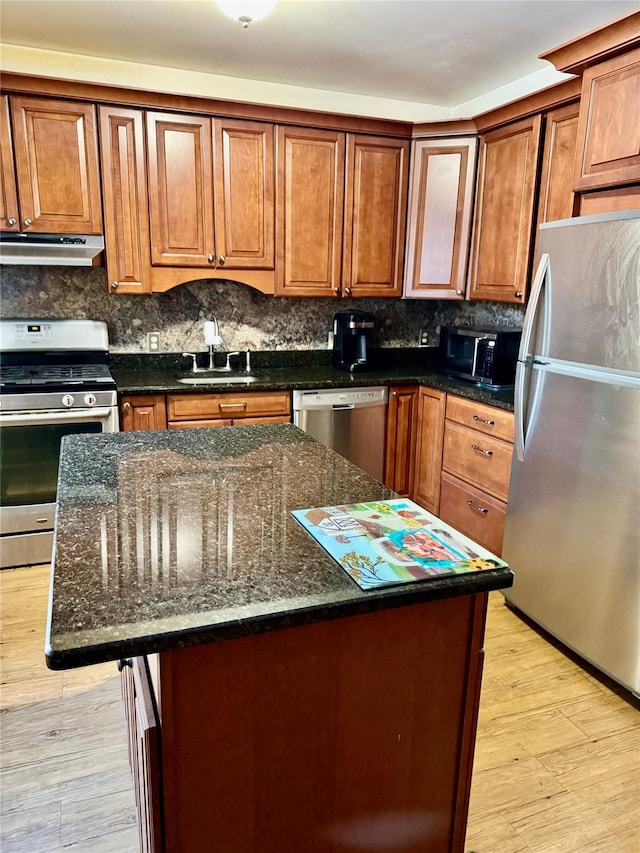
167 391 291 421
442 421 513 501
439 472 507 556
445 395 514 443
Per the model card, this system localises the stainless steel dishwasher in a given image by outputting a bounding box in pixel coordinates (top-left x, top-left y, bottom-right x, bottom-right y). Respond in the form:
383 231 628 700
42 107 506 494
292 386 388 481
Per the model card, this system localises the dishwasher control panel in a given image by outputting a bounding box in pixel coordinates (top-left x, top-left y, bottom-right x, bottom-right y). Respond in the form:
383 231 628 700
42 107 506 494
292 386 388 409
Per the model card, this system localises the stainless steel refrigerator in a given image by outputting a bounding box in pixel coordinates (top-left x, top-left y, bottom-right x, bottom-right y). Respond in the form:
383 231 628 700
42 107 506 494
502 210 640 698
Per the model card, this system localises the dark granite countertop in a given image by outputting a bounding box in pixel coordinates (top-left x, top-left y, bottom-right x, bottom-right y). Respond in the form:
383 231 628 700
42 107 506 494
111 349 515 411
46 424 513 670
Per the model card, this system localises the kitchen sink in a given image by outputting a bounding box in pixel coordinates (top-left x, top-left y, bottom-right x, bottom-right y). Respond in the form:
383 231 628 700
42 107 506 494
176 374 259 385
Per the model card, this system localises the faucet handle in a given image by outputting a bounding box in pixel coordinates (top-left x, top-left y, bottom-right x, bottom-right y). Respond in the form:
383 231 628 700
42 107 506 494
182 352 199 373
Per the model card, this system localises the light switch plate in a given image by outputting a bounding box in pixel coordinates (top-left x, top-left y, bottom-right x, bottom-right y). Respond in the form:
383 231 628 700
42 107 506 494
147 332 161 352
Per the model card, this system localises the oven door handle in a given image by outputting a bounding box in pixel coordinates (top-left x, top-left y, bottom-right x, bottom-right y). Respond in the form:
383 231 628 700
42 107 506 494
0 407 115 427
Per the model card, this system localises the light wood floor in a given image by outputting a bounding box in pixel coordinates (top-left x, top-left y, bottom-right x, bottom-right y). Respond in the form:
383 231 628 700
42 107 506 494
1 565 638 852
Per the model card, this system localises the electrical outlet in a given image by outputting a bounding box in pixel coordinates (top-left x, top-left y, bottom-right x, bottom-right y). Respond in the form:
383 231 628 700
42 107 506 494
419 328 430 347
147 332 161 352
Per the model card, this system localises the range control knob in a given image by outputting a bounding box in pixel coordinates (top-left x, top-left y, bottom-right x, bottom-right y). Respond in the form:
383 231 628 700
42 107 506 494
61 394 75 408
84 393 97 406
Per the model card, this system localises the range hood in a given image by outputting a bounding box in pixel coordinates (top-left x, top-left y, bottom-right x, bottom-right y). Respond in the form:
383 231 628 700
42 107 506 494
0 232 105 266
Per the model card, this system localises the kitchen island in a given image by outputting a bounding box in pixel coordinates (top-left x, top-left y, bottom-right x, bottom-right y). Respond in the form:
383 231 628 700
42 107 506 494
46 424 513 853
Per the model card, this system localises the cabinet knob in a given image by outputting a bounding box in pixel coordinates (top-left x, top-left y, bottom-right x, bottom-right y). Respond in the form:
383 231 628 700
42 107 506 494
207 254 215 263
23 218 32 227
392 391 398 396
344 287 352 296
117 658 133 671
122 402 131 410
111 281 119 290
515 291 523 298
7 217 16 226
218 255 226 265
456 289 463 296
333 287 340 294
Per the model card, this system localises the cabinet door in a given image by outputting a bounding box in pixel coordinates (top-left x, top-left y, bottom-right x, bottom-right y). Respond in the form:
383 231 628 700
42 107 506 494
384 386 418 497
99 106 151 294
147 112 215 266
9 96 102 234
413 386 446 515
0 95 19 231
468 115 542 304
574 47 640 191
276 126 345 296
121 396 168 431
403 137 477 300
536 102 580 229
213 118 275 270
343 135 409 297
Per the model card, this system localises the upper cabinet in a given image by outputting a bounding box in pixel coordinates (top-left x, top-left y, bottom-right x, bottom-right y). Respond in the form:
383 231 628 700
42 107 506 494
1 95 102 234
276 127 409 297
276 126 345 296
468 115 542 304
536 102 580 228
342 134 409 298
403 136 477 300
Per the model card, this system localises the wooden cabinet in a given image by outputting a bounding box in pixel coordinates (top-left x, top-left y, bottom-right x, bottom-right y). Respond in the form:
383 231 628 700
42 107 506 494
120 657 162 853
276 126 345 296
468 116 542 304
573 47 640 192
439 396 514 556
413 386 446 515
167 390 291 427
2 95 102 234
384 386 418 497
342 134 409 297
403 136 477 299
536 102 580 229
99 106 151 294
120 396 168 431
147 111 215 267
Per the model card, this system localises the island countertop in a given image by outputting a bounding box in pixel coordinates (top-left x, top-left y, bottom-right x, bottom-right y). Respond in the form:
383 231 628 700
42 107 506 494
46 424 513 670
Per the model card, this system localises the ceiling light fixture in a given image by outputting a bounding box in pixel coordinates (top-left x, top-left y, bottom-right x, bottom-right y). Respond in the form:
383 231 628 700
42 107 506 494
215 0 279 28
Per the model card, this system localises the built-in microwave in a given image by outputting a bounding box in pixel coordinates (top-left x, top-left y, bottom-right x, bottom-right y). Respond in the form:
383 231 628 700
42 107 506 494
438 326 521 388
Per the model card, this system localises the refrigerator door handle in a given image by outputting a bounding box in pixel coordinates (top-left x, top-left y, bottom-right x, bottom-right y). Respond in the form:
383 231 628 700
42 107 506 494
514 359 528 462
519 252 549 361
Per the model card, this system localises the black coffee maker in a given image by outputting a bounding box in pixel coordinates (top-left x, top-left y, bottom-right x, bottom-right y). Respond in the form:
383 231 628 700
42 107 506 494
332 310 377 372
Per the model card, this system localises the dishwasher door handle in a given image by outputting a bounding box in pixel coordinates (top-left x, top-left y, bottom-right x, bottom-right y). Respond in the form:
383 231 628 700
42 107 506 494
332 403 355 411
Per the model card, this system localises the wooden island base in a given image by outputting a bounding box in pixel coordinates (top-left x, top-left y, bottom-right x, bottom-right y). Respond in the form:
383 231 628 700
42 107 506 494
124 592 488 853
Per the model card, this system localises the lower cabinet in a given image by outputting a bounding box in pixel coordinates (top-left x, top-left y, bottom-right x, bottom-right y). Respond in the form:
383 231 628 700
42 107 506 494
166 391 291 427
439 396 514 556
120 395 168 431
413 386 446 515
384 385 418 496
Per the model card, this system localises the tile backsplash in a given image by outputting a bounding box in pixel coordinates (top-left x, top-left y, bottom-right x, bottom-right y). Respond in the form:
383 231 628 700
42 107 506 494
0 267 525 352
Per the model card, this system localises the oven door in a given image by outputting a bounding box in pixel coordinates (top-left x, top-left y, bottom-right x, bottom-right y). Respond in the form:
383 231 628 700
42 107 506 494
0 406 118 568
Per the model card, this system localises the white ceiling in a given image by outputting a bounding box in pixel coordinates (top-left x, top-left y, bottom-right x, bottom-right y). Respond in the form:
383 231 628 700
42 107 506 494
1 1 637 121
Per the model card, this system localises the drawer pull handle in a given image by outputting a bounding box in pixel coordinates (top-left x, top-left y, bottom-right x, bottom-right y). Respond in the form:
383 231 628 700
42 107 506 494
473 415 495 426
467 500 488 514
218 402 247 409
471 443 493 456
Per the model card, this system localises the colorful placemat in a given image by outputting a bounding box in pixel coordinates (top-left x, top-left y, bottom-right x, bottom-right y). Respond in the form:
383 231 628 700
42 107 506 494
292 498 507 590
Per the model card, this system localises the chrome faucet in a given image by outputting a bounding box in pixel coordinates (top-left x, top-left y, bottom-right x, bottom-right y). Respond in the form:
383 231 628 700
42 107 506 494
181 348 252 373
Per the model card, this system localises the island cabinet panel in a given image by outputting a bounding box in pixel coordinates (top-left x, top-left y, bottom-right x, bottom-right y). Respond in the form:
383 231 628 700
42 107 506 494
276 126 345 296
8 95 102 234
98 106 151 294
120 657 162 853
384 386 418 497
403 137 477 300
120 395 168 432
536 102 580 231
342 134 409 297
413 386 446 515
0 95 19 231
146 111 215 267
573 47 640 192
213 118 275 270
468 115 542 304
156 593 488 853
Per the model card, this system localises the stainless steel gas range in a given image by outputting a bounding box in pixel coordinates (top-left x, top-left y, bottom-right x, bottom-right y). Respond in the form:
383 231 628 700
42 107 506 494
0 319 119 569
